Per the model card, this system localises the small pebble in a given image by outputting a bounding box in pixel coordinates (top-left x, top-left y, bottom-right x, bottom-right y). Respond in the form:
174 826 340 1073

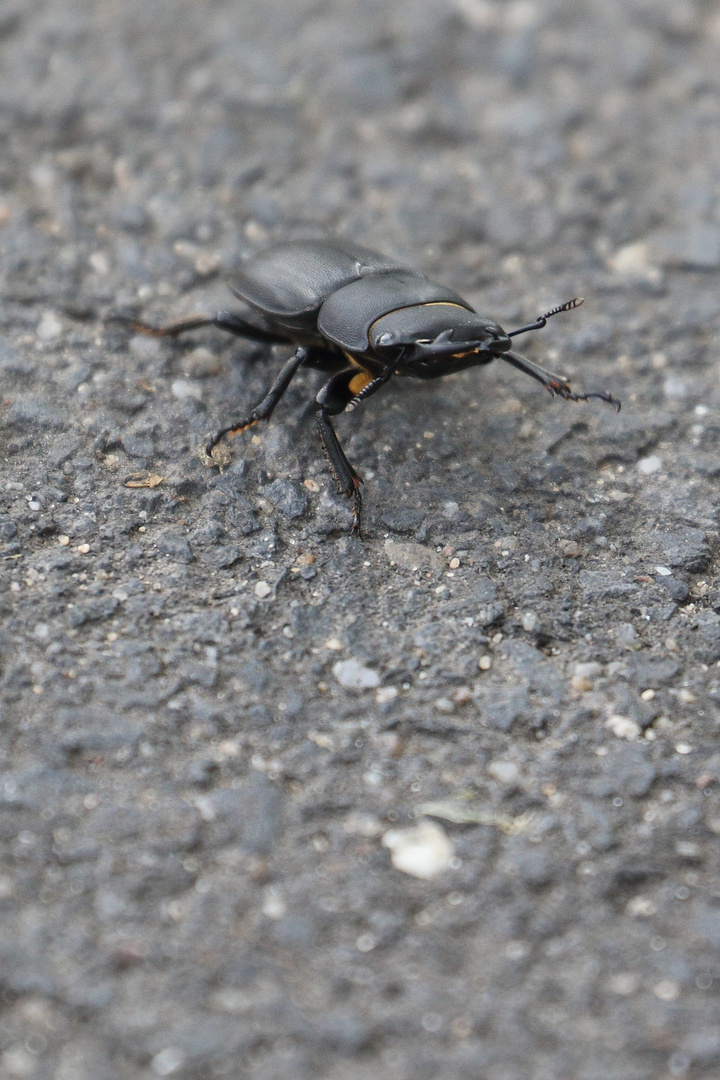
171 378 202 401
261 886 286 920
332 659 380 690
36 310 62 340
653 980 679 1002
604 715 641 740
574 662 603 679
183 346 221 378
675 743 692 755
434 697 455 714
382 821 454 879
376 686 398 704
254 581 272 599
487 760 519 784
626 895 657 917
152 1048 186 1077
77 544 90 554
355 932 378 953
655 566 672 576
522 611 537 632
58 535 70 546
640 689 655 701
478 655 492 671
324 637 343 650
571 675 592 693
638 455 662 474
449 557 460 569
608 973 640 996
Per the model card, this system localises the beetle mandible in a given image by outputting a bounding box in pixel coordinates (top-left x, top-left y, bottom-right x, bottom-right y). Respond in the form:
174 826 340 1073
119 238 619 534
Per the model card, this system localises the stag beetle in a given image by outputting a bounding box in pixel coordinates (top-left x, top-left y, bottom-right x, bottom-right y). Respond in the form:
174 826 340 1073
118 238 619 534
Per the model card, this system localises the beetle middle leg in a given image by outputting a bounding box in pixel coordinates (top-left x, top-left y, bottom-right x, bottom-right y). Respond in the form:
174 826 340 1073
501 350 620 411
205 345 311 456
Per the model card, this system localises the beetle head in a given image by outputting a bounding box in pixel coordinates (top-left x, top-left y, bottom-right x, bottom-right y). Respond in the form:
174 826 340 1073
370 303 510 363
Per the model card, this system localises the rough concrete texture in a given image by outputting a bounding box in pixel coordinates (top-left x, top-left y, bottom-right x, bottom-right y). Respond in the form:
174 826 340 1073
2 1 720 1078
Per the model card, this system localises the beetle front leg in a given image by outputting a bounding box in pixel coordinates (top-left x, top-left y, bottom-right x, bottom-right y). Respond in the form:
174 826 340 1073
501 350 621 412
315 407 364 535
315 367 383 535
205 346 309 458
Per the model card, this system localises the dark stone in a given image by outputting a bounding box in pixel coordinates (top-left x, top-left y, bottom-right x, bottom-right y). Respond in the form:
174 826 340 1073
200 545 242 568
67 595 119 626
643 527 710 573
3 397 66 430
631 657 680 688
156 532 194 563
474 685 528 730
379 506 426 533
587 747 656 798
209 774 285 854
657 576 690 603
121 432 155 458
263 478 308 519
580 571 638 601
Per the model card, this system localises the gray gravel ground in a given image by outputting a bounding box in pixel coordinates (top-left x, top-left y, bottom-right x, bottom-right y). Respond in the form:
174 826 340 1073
2 1 720 1077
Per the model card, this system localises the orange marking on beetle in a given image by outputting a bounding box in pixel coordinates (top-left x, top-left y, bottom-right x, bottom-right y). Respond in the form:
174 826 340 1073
348 371 373 396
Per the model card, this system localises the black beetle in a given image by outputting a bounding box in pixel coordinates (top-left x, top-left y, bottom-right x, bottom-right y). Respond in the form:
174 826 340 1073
118 238 619 534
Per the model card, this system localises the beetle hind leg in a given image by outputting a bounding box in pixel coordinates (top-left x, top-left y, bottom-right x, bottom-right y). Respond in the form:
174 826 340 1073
501 350 621 412
107 310 288 345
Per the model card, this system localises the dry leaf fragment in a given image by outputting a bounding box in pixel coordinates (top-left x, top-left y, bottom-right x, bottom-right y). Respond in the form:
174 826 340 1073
125 472 164 488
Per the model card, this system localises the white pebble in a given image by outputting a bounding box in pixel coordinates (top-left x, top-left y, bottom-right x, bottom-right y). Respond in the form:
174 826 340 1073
152 1048 186 1076
608 241 660 281
332 659 380 690
655 566 672 577
376 686 398 704
382 821 454 879
487 760 519 784
36 310 62 340
171 379 202 401
626 895 657 917
574 661 603 679
254 581 272 599
653 980 679 1002
261 886 286 920
604 715 641 740
637 455 662 475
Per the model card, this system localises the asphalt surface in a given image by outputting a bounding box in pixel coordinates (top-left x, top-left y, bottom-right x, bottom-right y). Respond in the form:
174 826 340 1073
2 1 720 1078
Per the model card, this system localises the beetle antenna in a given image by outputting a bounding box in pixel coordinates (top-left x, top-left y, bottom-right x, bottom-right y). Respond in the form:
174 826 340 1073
507 297 584 339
